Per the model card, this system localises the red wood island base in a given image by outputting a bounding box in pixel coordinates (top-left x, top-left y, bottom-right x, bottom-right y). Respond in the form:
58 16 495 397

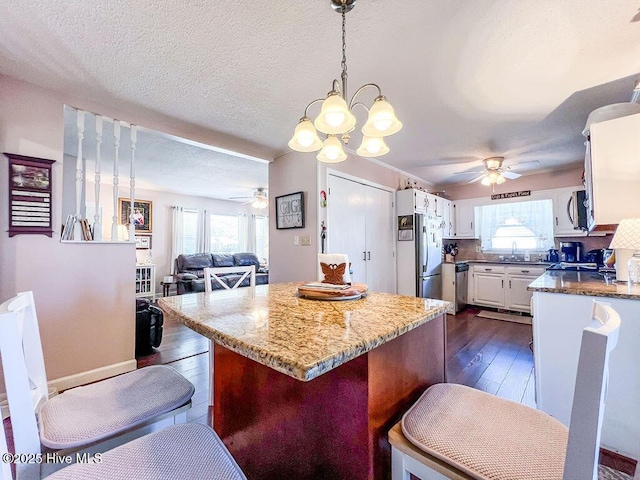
158 284 450 479
213 315 445 480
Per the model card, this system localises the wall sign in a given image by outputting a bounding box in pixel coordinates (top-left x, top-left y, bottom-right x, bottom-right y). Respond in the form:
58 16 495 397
276 191 305 229
398 215 414 241
491 190 531 200
6 153 55 237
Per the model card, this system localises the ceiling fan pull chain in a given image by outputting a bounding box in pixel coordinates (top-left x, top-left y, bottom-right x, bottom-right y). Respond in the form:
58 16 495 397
340 4 348 100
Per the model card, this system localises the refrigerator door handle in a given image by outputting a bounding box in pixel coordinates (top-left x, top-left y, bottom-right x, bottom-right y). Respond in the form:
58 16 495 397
363 251 366 261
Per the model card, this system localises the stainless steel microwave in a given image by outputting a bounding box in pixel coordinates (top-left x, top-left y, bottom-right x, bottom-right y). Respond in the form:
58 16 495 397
569 190 588 231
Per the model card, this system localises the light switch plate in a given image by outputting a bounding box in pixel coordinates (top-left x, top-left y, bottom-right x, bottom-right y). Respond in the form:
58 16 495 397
294 236 299 246
475 246 481 253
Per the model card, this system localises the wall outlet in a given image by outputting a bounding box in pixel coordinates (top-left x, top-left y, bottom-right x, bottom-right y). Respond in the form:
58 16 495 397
293 235 299 246
300 235 311 246
475 246 481 253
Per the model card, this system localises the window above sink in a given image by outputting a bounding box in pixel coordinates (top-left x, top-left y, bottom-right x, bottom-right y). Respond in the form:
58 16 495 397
478 199 554 253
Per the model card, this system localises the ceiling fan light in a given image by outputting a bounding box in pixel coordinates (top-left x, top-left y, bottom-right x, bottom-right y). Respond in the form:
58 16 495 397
481 176 492 186
361 97 402 137
496 174 506 185
317 135 347 163
288 118 323 152
252 197 268 209
356 136 389 157
314 92 356 135
484 157 503 170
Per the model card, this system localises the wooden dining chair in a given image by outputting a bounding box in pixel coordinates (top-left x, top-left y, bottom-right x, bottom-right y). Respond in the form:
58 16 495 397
0 291 196 479
204 265 256 291
389 300 622 480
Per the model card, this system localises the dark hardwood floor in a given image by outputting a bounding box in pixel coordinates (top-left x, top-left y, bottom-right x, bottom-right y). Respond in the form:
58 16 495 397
445 306 536 408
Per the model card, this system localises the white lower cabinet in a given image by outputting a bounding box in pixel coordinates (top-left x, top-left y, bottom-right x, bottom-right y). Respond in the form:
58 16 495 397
472 267 505 307
469 264 545 313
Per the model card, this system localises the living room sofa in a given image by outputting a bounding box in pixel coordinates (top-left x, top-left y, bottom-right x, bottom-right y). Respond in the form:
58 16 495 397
174 252 268 294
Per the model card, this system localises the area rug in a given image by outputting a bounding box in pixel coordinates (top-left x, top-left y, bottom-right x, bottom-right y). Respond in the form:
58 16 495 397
476 310 532 325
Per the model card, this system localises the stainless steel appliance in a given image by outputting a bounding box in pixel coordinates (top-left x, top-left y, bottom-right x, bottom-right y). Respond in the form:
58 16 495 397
560 241 583 263
568 190 588 231
416 213 443 299
454 263 468 313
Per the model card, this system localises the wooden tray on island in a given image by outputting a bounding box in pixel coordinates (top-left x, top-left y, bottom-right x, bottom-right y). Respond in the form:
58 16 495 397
297 282 368 301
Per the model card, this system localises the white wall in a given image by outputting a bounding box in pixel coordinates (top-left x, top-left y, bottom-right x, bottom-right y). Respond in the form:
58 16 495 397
0 74 272 384
0 75 135 382
268 152 318 283
268 150 431 283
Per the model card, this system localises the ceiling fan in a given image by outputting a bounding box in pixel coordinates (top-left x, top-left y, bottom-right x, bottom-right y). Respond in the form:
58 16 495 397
229 188 268 209
454 157 539 186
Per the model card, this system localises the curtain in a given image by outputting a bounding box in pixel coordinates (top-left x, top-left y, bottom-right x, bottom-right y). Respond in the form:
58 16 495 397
198 209 211 253
170 206 184 274
246 214 257 253
239 214 252 252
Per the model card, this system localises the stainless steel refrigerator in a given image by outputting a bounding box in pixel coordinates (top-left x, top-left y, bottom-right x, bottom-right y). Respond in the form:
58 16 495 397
415 212 443 299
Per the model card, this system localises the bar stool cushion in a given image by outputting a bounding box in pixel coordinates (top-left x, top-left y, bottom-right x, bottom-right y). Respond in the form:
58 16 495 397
39 365 195 449
402 383 569 480
46 423 246 480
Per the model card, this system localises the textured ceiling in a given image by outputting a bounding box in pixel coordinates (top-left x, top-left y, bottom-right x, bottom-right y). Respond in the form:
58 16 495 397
63 107 268 201
3 1 640 186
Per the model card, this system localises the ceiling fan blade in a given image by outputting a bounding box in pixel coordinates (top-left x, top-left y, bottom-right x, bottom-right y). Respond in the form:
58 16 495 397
501 171 521 180
453 170 485 175
504 160 540 171
468 173 487 184
228 196 252 200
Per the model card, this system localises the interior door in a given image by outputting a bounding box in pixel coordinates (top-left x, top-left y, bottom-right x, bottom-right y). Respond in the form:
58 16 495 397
328 175 367 284
365 186 395 293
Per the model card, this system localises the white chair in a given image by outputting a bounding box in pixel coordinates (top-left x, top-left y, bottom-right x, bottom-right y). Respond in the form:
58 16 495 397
202 266 256 408
203 265 255 291
1 415 246 480
0 291 195 479
390 300 623 480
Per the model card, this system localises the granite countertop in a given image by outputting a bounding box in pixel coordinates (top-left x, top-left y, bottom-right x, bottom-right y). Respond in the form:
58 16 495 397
463 259 551 266
158 283 450 382
528 270 640 300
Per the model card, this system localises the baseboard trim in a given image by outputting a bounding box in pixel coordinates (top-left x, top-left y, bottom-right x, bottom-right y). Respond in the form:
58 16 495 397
48 359 138 393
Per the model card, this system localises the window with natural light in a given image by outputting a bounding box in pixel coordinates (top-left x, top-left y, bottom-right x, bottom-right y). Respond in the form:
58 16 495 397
478 199 554 252
210 214 240 253
255 216 269 264
182 209 199 255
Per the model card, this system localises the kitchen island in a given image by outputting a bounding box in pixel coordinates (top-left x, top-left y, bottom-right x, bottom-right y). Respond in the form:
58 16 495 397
529 270 640 458
159 283 449 480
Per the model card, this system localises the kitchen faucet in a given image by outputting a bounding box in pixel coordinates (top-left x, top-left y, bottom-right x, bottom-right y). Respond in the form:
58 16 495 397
511 241 517 259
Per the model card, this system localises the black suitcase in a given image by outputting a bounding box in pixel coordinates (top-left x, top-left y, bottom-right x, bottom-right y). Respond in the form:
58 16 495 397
135 299 164 356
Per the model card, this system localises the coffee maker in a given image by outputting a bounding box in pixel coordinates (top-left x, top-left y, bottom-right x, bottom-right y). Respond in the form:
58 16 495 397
560 241 582 263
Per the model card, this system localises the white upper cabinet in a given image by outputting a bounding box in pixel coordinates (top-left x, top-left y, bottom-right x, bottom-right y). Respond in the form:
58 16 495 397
587 113 640 230
442 199 453 239
452 200 478 239
425 193 438 215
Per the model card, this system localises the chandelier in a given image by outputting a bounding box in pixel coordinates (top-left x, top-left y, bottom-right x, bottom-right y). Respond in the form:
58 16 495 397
288 0 402 163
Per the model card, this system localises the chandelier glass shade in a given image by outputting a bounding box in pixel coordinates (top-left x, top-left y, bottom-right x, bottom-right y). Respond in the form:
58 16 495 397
288 0 402 163
317 135 348 163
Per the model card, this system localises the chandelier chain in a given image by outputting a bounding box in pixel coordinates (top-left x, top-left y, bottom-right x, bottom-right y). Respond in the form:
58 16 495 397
341 4 348 98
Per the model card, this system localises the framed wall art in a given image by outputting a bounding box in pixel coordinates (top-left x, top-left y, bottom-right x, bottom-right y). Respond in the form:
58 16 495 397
119 198 153 233
6 153 56 237
398 215 414 241
135 235 152 249
275 191 305 229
